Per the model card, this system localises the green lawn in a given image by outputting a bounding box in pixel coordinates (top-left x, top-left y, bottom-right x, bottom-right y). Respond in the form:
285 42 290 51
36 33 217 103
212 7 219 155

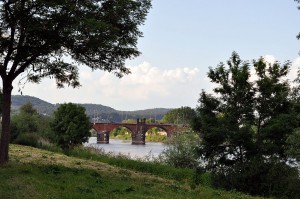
0 145 264 199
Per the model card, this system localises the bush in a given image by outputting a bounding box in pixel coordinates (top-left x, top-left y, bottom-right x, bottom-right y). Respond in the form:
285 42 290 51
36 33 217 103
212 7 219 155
9 102 53 144
211 159 300 198
159 131 201 169
13 133 39 147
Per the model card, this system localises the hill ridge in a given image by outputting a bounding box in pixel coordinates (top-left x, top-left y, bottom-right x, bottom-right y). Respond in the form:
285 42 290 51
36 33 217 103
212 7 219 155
11 95 171 122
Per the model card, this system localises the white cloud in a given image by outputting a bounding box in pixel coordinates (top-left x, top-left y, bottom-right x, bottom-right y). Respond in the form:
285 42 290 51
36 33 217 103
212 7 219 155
10 57 299 111
262 55 276 65
286 57 300 89
290 57 300 82
11 62 207 110
91 62 203 107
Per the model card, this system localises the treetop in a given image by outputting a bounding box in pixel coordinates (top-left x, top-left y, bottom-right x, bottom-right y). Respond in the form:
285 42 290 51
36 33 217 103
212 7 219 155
0 0 151 87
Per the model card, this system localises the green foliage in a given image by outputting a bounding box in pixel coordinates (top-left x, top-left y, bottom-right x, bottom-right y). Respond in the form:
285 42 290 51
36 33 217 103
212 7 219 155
286 70 300 162
160 131 200 169
13 133 39 147
212 159 300 198
145 127 166 142
286 128 300 162
110 127 132 140
19 102 38 115
10 102 52 145
122 118 137 123
291 68 300 102
51 103 91 150
160 106 196 126
194 52 300 198
146 133 167 142
0 0 152 86
146 118 156 123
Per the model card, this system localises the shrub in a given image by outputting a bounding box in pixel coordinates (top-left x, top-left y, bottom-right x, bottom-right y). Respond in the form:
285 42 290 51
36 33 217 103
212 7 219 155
211 159 300 198
159 131 201 169
13 133 39 147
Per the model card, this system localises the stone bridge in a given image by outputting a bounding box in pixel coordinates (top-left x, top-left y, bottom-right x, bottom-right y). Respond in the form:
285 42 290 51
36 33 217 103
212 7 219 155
91 118 184 144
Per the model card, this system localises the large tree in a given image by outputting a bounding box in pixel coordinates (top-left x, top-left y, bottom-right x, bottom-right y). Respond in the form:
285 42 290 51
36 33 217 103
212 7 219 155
195 52 256 168
0 0 151 164
194 52 300 197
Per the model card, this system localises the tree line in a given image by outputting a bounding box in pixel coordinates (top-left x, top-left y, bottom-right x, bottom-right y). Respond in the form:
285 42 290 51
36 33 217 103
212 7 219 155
8 102 90 151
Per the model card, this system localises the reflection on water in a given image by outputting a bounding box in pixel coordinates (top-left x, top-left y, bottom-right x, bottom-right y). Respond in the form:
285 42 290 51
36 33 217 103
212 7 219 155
84 137 166 160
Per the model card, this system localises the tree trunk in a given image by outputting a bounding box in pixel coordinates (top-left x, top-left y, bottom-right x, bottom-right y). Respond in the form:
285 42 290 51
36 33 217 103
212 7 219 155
0 79 13 165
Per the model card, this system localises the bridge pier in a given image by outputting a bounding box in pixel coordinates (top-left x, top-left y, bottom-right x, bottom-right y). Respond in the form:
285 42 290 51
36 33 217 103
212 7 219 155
132 118 146 145
132 131 145 145
97 131 110 144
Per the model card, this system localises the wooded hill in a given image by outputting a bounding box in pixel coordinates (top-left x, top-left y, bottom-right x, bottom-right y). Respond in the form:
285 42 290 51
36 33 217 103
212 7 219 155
11 95 171 122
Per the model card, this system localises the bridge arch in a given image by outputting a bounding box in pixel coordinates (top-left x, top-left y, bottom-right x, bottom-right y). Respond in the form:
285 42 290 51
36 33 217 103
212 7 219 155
145 126 167 142
110 126 133 139
92 121 184 144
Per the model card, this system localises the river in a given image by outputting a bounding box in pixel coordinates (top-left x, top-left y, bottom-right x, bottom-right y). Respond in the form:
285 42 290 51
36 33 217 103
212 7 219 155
84 137 167 160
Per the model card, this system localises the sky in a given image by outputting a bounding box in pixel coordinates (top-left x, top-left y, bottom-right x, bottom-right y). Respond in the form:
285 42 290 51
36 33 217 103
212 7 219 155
11 0 300 111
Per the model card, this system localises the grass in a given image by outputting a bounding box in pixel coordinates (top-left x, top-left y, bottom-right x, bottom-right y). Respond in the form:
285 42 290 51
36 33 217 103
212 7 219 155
68 146 195 182
0 144 265 199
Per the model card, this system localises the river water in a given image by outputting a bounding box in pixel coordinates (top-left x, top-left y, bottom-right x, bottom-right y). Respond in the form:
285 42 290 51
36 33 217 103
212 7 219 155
84 137 167 160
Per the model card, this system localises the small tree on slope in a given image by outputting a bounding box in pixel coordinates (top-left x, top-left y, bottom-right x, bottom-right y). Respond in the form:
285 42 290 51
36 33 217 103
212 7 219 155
51 103 90 150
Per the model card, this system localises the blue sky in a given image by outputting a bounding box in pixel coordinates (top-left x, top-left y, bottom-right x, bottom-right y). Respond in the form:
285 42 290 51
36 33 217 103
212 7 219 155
133 0 300 67
12 0 300 111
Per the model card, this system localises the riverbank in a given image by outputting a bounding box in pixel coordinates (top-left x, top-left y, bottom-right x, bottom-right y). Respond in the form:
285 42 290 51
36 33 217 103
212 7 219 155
0 144 263 199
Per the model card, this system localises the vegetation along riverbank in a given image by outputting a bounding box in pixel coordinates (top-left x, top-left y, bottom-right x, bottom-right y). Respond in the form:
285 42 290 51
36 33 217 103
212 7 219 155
0 144 264 199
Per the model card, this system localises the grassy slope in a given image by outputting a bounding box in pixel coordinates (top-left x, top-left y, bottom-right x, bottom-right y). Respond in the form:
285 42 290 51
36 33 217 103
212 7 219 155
0 145 263 199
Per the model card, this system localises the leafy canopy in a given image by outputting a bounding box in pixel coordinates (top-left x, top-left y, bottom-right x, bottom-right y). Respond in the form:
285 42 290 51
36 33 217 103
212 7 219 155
10 102 40 142
193 52 300 197
0 0 151 86
10 102 52 146
195 52 298 168
51 103 91 150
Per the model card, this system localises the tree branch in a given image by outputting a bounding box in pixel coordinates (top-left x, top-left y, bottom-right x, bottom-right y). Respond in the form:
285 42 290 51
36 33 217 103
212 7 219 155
3 2 16 70
12 53 40 80
9 0 27 75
